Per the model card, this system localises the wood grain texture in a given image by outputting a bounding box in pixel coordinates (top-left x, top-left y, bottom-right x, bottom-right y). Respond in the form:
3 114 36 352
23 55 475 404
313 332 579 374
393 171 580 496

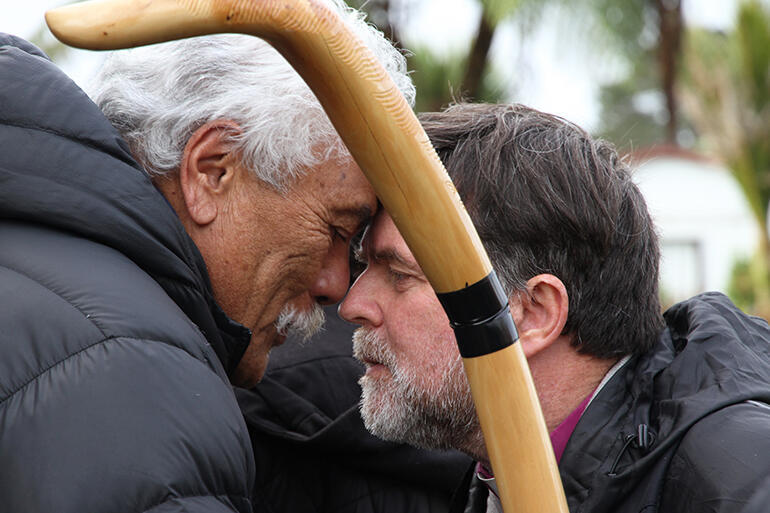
45 2 568 511
464 344 568 513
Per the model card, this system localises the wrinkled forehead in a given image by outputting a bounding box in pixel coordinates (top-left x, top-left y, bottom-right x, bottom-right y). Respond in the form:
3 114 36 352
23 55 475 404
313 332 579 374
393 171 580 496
300 157 378 224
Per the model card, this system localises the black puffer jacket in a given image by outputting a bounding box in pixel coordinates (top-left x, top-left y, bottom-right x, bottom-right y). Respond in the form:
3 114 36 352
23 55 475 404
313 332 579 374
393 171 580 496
0 35 254 512
237 307 472 513
452 292 770 513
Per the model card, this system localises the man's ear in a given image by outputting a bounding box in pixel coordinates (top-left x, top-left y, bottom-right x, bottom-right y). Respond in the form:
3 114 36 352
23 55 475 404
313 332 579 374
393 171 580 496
509 274 569 359
178 120 241 226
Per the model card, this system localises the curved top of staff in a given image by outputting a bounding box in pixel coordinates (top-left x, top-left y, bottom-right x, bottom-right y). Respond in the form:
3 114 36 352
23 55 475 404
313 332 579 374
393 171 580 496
46 0 490 294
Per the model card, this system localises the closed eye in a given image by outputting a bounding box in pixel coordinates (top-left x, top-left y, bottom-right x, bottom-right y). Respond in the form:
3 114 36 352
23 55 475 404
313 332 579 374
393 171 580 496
330 225 349 243
388 268 412 285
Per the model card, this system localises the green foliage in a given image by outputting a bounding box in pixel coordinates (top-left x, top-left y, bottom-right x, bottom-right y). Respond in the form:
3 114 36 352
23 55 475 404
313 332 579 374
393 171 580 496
407 45 509 112
727 256 756 312
481 0 523 26
681 0 770 312
408 46 467 112
737 0 770 111
597 61 667 150
577 0 650 59
727 250 770 319
681 0 770 229
593 0 679 148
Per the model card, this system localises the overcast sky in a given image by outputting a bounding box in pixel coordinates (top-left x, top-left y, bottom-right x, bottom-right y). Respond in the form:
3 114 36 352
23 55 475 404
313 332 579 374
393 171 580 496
2 0 740 130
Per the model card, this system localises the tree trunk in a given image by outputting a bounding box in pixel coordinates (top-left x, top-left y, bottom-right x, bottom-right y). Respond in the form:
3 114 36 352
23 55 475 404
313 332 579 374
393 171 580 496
378 0 405 52
461 11 496 101
350 0 405 51
656 0 683 144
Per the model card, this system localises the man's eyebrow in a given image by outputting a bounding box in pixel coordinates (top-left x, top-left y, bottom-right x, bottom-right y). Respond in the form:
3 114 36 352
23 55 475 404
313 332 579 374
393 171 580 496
371 247 421 273
337 205 374 225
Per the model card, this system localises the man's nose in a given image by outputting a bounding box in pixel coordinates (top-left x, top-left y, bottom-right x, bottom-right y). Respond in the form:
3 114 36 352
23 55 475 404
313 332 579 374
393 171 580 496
338 270 382 327
309 240 350 305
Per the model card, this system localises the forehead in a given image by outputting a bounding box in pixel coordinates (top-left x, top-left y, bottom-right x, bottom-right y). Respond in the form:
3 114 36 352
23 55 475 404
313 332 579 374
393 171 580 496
363 212 418 267
304 158 377 219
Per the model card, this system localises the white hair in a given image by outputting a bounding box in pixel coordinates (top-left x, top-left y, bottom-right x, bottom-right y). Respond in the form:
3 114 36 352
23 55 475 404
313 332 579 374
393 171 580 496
275 302 326 341
88 0 415 189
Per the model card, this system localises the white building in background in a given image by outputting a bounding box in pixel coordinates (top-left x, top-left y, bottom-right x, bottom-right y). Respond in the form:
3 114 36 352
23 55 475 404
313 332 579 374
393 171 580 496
630 146 758 303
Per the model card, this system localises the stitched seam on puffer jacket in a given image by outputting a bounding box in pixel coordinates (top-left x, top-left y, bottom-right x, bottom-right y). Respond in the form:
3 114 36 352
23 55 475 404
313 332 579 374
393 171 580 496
0 119 140 169
0 262 111 336
0 259 217 402
0 334 201 407
142 492 252 513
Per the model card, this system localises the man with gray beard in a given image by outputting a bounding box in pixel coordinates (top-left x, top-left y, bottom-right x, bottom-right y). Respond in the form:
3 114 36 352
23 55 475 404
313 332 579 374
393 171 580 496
339 103 770 513
237 306 471 512
353 324 482 452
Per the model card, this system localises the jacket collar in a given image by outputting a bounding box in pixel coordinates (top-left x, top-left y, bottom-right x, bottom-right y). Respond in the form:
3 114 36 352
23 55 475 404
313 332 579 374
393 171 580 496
559 292 770 512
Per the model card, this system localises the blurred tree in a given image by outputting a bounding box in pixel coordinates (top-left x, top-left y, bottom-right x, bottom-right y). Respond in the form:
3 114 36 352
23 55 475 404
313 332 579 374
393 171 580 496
728 257 756 312
460 0 524 101
657 0 683 143
581 0 684 150
406 45 467 112
680 0 770 314
28 1 77 61
347 0 538 111
345 0 406 50
407 43 511 112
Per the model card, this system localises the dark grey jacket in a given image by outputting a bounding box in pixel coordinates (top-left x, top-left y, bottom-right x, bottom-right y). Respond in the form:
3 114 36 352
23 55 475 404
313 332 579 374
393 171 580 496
0 35 254 512
452 292 770 513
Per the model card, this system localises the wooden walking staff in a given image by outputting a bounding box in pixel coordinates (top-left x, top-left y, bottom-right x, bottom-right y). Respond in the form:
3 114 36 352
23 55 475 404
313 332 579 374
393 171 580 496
45 2 569 511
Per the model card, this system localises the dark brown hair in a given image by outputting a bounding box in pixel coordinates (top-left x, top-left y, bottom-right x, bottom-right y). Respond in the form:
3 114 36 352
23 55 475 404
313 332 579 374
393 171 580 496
420 103 663 358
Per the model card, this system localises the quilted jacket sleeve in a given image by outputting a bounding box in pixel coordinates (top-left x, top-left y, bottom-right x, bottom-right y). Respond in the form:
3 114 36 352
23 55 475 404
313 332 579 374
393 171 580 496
0 226 254 513
0 332 254 513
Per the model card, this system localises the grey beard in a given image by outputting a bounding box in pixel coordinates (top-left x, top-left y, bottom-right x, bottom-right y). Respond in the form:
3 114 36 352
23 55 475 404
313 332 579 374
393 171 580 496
275 302 326 341
352 327 483 455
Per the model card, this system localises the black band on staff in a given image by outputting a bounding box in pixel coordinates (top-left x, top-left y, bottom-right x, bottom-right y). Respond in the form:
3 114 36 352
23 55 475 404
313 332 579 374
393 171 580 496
436 271 519 358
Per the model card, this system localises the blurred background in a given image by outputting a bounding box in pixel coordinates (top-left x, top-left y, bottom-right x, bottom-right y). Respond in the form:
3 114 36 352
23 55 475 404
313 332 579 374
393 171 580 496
4 0 770 316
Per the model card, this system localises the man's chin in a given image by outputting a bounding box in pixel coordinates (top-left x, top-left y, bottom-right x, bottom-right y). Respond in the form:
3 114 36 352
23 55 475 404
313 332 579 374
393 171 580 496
359 376 400 427
230 334 274 388
231 365 264 389
360 394 411 443
273 333 288 348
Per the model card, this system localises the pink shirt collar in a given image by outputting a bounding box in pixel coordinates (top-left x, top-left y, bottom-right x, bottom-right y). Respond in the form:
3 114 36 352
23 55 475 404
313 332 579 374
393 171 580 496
549 393 592 463
477 356 631 474
475 391 591 487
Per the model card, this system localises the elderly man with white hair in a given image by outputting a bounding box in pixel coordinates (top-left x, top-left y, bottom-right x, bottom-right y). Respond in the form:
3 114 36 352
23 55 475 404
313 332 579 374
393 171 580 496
0 1 412 511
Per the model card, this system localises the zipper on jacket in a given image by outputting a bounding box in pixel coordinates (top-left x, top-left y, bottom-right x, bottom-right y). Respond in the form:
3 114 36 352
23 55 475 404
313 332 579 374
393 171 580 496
608 424 656 476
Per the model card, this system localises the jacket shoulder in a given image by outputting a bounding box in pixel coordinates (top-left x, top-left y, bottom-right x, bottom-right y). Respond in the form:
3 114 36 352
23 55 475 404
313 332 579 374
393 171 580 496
0 221 221 397
0 222 253 512
660 400 770 512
